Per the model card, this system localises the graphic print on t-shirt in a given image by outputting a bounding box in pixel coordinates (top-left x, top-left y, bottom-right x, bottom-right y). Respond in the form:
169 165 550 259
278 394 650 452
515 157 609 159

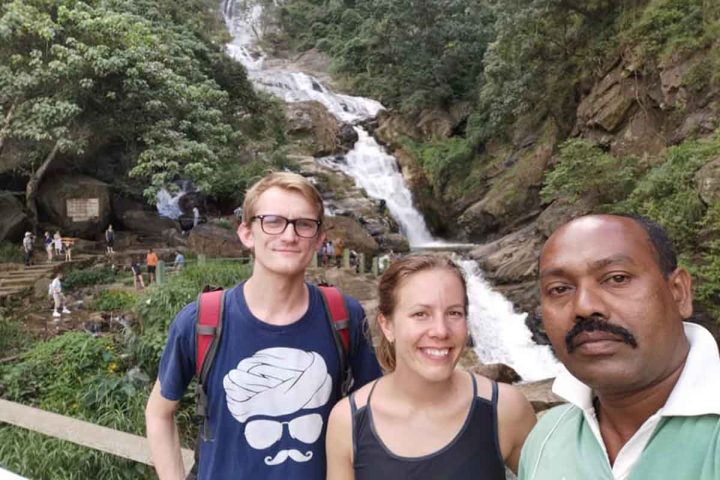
223 347 332 466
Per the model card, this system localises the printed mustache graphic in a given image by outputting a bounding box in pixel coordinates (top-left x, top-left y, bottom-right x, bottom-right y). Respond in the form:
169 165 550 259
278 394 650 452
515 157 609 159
264 449 314 465
565 315 638 354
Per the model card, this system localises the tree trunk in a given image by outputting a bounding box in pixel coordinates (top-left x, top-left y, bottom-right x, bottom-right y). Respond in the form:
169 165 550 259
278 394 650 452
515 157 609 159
25 140 60 232
0 103 16 158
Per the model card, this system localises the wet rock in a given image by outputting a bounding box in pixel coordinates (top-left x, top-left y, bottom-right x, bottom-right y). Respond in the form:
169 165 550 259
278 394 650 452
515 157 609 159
515 379 564 413
285 101 339 156
118 210 178 235
0 192 29 243
468 362 522 384
337 124 359 152
37 174 111 238
324 215 379 259
470 224 543 284
187 223 247 257
537 197 595 238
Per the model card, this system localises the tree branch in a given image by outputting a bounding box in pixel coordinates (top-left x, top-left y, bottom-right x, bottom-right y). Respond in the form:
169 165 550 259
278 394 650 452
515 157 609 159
25 140 61 231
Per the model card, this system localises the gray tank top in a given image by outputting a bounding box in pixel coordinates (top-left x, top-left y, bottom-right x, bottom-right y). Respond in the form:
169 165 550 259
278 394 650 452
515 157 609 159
350 373 506 480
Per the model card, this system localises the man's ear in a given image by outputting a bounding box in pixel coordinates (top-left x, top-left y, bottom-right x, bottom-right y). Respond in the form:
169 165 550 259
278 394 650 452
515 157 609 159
238 222 254 249
668 267 693 319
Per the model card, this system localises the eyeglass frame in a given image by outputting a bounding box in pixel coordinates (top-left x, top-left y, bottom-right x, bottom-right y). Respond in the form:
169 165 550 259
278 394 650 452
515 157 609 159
249 214 322 238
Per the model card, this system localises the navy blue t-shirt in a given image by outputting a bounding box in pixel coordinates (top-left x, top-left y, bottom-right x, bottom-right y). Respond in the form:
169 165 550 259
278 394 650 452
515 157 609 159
158 282 382 480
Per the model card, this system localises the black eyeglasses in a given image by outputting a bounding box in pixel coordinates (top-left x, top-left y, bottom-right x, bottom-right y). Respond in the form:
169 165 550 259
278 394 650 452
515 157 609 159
250 215 321 238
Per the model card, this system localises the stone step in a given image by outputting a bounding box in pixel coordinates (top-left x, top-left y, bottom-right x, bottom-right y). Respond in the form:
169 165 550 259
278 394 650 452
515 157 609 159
0 278 39 287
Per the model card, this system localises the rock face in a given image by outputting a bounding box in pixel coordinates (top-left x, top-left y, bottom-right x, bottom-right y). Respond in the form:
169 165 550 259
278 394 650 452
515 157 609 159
187 224 248 257
0 192 29 243
37 174 111 238
118 210 178 235
285 101 340 156
324 215 379 259
695 156 720 205
470 224 543 285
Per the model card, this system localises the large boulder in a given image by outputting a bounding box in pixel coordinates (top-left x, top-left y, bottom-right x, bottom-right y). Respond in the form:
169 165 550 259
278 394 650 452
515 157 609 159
515 379 564 413
695 156 720 205
37 174 111 238
470 224 543 284
0 192 29 243
187 223 247 257
118 209 178 234
324 215 379 259
285 101 339 156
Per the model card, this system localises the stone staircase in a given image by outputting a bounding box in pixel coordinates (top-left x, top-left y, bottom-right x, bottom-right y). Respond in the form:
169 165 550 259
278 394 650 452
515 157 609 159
0 255 97 304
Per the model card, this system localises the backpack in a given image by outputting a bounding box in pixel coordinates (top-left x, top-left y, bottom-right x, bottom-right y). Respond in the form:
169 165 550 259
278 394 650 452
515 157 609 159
186 284 353 479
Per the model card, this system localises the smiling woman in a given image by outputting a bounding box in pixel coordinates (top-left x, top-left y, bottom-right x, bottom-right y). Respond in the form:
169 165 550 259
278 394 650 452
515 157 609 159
325 254 538 480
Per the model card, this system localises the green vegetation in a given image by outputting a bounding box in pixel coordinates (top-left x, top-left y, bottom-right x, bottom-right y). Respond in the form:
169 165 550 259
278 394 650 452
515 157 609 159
0 0 287 228
92 289 138 312
0 240 22 263
541 139 639 204
0 261 251 478
62 266 118 291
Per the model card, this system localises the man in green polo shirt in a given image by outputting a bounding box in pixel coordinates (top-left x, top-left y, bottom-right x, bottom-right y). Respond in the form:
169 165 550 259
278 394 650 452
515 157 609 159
520 214 720 480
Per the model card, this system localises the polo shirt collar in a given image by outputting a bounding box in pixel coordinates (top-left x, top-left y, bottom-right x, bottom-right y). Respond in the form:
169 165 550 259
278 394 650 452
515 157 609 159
551 322 720 416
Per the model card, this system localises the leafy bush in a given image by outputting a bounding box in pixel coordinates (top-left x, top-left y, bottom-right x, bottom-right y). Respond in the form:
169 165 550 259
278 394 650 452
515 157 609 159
92 290 138 312
0 241 23 263
62 267 118 291
131 261 252 378
541 139 639 204
615 131 720 246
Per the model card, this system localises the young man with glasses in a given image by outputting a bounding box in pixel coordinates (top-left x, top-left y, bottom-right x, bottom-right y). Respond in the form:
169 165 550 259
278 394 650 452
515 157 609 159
146 172 382 480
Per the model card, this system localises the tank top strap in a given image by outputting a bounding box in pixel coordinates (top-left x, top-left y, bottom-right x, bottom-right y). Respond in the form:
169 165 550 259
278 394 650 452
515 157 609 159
469 371 478 397
349 392 359 416
366 378 381 404
491 379 498 405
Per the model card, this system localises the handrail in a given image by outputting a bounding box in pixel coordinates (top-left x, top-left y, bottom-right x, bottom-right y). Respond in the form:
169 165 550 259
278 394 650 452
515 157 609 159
0 399 194 473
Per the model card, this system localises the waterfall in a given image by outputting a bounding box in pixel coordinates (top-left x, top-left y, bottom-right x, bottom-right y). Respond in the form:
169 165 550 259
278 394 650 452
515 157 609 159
222 0 558 381
156 188 184 220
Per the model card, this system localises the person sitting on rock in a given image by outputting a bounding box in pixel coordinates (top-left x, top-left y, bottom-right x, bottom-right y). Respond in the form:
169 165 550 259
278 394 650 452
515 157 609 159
326 254 536 479
49 271 71 319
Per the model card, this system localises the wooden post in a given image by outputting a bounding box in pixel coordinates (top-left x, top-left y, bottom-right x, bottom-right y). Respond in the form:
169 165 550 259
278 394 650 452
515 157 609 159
342 249 350 269
371 256 379 277
157 260 166 285
358 253 365 274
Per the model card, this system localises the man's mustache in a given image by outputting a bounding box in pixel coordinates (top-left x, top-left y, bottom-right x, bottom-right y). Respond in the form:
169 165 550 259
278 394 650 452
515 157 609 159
264 449 313 465
565 315 638 353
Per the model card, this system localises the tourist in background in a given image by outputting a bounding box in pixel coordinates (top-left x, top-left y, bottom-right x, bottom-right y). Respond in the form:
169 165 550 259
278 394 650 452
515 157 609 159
519 214 720 479
192 206 200 228
105 224 115 254
22 231 34 267
326 254 536 479
49 271 71 319
63 237 72 262
173 250 185 269
43 231 53 262
131 259 145 290
53 231 62 256
146 248 158 284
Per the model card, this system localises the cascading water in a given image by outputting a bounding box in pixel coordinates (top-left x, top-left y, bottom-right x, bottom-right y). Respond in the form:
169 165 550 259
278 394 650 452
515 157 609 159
222 0 558 381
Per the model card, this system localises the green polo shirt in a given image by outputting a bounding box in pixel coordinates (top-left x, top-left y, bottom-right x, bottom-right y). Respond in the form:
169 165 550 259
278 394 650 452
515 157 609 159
519 404 720 479
519 323 720 480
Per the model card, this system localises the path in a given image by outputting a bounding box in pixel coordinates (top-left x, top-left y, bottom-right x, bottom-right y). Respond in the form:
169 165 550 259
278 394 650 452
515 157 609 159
0 255 96 304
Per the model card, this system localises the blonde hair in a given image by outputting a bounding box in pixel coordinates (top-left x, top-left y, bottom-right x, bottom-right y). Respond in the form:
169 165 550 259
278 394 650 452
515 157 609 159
242 172 324 224
374 254 468 371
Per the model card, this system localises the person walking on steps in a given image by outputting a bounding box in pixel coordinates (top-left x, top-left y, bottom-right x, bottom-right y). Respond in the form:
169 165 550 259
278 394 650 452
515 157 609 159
105 224 115 254
145 172 382 480
43 231 53 262
22 232 34 267
49 271 71 319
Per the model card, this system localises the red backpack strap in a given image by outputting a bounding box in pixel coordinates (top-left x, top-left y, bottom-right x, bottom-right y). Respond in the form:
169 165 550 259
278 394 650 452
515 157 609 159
318 285 353 396
193 286 225 448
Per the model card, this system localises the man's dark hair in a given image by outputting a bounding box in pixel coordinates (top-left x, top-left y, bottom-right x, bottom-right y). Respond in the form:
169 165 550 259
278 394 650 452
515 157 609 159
617 213 677 277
